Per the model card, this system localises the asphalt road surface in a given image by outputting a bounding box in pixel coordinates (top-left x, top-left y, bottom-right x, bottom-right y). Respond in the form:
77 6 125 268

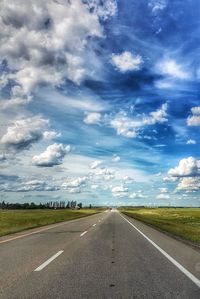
0 210 200 299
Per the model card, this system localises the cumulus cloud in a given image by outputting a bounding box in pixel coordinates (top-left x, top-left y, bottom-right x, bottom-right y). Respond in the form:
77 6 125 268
91 184 99 190
62 176 87 188
0 0 116 99
187 106 200 126
1 116 48 151
186 139 196 145
191 107 200 115
90 160 102 169
111 51 143 73
0 96 32 109
112 185 127 193
166 157 200 191
112 155 120 162
156 193 170 200
111 185 128 197
157 59 190 80
43 131 61 140
0 175 58 192
67 187 81 193
110 104 167 138
85 0 117 20
95 168 115 181
123 175 134 183
159 187 168 193
177 177 200 191
187 116 200 126
168 157 200 177
149 0 167 12
17 179 58 192
129 191 147 199
32 143 70 167
84 112 101 124
163 176 177 182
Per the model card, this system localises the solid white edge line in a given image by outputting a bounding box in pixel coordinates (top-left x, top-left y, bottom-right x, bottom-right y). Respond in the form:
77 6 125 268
120 213 200 288
34 250 63 272
80 231 87 237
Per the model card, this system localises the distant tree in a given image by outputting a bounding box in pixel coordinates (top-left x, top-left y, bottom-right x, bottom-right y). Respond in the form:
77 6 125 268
77 202 82 209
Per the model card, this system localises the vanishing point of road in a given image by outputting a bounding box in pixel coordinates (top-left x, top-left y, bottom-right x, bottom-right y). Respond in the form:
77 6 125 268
0 210 200 298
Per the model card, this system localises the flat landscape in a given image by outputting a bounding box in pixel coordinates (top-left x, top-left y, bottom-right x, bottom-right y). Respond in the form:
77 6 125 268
0 209 102 237
0 210 200 298
121 207 200 245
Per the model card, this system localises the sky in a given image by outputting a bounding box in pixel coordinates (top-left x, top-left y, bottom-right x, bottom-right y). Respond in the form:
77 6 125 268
0 0 200 207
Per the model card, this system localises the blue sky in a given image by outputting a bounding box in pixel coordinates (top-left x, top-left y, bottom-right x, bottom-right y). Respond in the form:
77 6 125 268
0 0 200 206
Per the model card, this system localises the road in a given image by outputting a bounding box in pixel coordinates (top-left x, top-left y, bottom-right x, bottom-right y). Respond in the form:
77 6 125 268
0 210 200 298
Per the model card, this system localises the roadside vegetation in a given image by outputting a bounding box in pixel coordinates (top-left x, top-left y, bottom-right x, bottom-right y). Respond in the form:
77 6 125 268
120 208 200 245
0 208 104 237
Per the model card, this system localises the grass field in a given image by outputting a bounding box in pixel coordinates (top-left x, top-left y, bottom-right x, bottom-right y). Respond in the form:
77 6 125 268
0 209 103 237
121 208 200 245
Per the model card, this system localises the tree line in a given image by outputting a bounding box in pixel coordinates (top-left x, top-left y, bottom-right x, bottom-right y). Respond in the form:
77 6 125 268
0 200 92 210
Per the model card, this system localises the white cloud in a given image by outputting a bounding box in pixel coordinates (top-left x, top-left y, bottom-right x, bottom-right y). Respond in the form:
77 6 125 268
84 112 101 124
149 0 167 13
111 185 128 197
111 51 143 73
159 187 168 193
191 107 200 115
112 185 127 193
168 157 200 177
17 179 58 192
43 131 61 140
90 160 102 169
166 157 200 191
85 0 117 20
32 143 70 167
62 176 87 188
129 191 147 199
186 139 196 145
96 168 114 176
1 116 48 151
163 176 177 182
110 116 138 138
157 59 190 80
0 0 116 99
0 97 32 109
68 187 81 193
187 107 200 126
112 155 120 162
187 116 200 126
156 193 170 200
177 177 200 191
110 104 167 138
123 175 134 183
91 184 99 190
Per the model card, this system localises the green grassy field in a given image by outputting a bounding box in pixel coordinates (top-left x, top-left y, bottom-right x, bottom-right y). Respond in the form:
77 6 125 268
121 208 200 245
0 209 103 237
